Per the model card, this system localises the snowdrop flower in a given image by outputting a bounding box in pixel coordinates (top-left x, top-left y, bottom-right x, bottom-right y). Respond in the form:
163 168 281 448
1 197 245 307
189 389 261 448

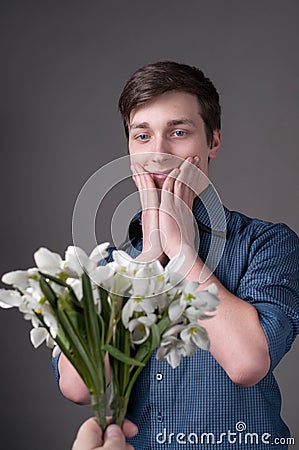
65 243 110 277
89 243 110 263
66 278 83 300
40 303 58 338
52 344 61 358
168 282 219 322
122 295 157 327
185 284 219 320
30 327 55 349
112 250 140 273
0 289 23 309
103 270 132 298
92 265 115 287
128 314 157 345
180 323 210 351
1 268 38 291
34 247 64 276
111 251 164 295
156 335 185 368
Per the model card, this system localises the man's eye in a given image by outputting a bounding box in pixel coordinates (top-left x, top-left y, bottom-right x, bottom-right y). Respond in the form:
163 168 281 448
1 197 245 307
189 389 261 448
173 130 187 137
137 134 150 141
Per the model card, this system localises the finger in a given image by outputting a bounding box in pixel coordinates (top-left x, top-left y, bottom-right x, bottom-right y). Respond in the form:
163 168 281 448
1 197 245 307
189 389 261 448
162 167 180 192
132 163 159 209
177 157 205 196
122 419 139 438
72 417 103 450
131 163 156 190
103 425 127 449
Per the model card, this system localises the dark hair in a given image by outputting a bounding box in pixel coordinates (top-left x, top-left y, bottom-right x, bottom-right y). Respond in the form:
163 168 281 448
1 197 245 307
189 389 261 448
118 61 221 146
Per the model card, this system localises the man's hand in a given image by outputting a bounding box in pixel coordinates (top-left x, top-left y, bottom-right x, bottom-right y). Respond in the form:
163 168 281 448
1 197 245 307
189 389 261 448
131 163 167 264
159 156 206 259
72 418 138 450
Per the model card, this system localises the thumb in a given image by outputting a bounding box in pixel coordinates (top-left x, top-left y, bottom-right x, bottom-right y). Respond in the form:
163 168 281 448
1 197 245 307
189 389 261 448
103 424 126 449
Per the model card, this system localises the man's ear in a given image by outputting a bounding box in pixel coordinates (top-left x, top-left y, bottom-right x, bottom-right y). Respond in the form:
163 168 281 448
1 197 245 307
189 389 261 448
209 130 221 159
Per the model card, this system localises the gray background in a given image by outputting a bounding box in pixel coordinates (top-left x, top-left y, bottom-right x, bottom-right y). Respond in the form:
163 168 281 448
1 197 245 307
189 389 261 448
0 1 298 449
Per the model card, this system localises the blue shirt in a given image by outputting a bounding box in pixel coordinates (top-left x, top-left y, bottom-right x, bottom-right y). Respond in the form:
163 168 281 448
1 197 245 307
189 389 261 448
112 186 299 449
53 186 299 449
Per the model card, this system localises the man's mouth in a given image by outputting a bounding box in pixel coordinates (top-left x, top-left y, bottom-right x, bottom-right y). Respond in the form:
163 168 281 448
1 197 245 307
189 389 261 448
150 172 171 181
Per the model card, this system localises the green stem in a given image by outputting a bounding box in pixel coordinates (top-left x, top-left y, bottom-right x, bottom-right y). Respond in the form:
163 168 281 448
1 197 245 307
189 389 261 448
91 394 107 431
110 394 129 427
125 350 153 400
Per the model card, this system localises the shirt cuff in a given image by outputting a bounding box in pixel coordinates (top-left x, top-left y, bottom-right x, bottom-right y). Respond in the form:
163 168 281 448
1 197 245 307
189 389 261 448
254 302 294 371
52 351 61 383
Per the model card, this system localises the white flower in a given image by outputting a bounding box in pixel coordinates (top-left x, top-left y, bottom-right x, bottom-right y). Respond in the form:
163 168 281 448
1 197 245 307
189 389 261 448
103 271 132 297
30 327 55 349
0 289 23 308
66 278 83 300
34 248 63 276
1 268 38 291
156 335 185 368
92 265 115 287
161 323 185 337
122 295 156 327
40 303 58 338
192 284 220 312
65 243 110 277
65 246 92 276
52 344 61 358
168 282 219 322
112 250 136 270
180 323 210 351
90 282 102 314
128 314 156 345
168 297 185 322
157 321 204 368
89 243 110 263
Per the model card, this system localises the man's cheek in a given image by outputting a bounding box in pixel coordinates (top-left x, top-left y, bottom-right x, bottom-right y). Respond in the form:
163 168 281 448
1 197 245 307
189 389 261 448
130 153 149 167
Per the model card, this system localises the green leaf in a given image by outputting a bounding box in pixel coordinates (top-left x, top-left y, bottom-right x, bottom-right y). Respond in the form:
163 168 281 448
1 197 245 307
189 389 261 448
39 277 58 308
156 316 170 335
81 273 106 389
102 344 145 367
39 271 81 308
150 323 161 351
99 287 111 325
82 273 102 357
56 308 105 393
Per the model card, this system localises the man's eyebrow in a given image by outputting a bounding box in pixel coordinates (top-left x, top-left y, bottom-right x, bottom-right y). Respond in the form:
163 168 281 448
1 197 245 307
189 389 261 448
129 122 150 130
129 119 196 130
166 118 196 128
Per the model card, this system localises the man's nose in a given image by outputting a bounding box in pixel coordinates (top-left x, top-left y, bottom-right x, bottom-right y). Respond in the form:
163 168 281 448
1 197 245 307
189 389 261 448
151 137 171 162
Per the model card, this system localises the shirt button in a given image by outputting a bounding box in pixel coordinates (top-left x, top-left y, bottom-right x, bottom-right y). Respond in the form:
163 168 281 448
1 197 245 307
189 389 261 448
156 372 163 381
157 413 163 423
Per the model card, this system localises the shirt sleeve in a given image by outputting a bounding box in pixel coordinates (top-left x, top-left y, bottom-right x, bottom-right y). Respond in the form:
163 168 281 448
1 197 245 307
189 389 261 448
52 352 60 383
237 222 299 371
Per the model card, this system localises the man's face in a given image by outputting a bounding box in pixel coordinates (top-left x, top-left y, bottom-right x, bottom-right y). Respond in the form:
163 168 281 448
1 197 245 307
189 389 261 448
128 91 221 189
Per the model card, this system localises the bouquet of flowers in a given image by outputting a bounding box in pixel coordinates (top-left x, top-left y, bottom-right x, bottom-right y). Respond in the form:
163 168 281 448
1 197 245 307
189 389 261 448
0 243 219 429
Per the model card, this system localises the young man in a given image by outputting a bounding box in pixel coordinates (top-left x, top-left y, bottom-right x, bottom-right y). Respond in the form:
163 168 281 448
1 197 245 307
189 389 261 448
56 61 299 449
